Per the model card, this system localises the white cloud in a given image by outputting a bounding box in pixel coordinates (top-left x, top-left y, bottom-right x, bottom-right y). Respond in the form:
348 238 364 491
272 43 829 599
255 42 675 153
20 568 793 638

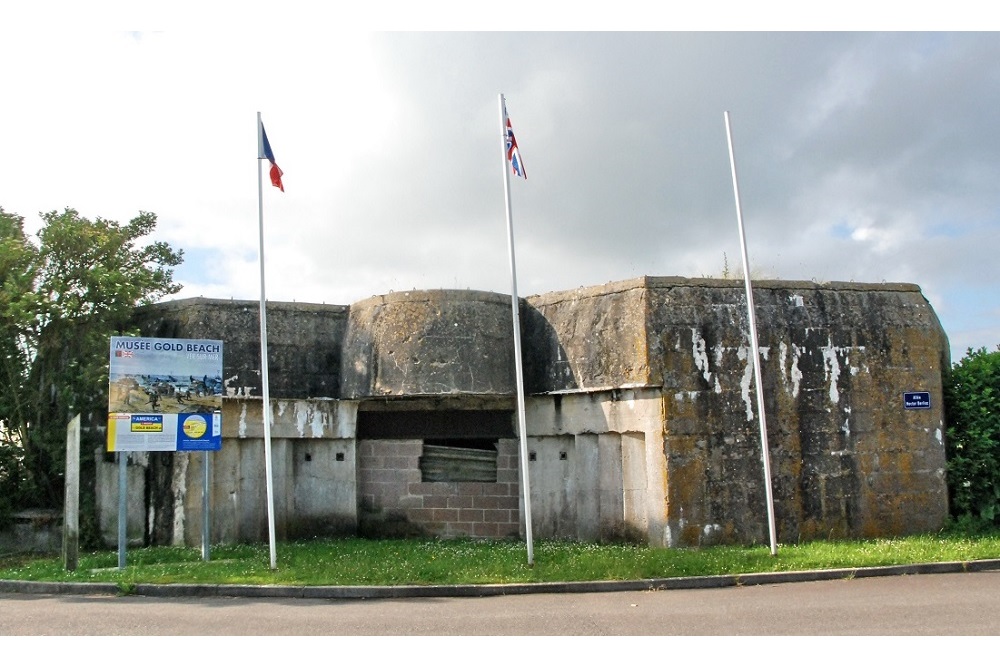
4 31 1000 363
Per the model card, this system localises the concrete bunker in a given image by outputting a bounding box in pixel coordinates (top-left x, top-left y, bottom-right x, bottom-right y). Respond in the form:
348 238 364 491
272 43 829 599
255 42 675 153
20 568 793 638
98 277 950 548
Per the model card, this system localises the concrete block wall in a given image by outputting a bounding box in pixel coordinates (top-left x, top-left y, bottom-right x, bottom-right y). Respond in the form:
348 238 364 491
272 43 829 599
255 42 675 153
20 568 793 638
357 438 521 539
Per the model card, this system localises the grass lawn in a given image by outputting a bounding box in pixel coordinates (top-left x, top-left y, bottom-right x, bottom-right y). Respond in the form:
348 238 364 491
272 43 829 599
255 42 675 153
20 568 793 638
2 529 1000 588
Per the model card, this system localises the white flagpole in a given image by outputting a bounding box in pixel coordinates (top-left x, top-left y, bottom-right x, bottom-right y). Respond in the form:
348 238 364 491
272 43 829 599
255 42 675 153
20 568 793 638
724 111 778 556
499 93 534 566
256 112 278 570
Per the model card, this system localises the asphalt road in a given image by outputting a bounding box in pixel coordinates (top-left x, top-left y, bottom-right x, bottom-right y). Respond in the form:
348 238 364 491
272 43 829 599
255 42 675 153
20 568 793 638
2 570 999 636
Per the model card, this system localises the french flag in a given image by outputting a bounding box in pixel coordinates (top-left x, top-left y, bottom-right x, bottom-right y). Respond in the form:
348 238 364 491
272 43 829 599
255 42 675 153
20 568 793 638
258 120 284 192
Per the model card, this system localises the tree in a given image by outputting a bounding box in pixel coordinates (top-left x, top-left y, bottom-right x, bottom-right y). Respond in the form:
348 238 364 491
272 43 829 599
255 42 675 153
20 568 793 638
945 345 1000 527
0 209 39 522
0 206 182 521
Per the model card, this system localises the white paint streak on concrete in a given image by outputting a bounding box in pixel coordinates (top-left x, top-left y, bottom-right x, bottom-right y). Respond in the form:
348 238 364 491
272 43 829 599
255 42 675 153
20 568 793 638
691 328 712 388
790 346 804 398
778 341 805 398
935 427 943 445
779 342 788 386
291 401 327 438
311 405 326 437
711 345 724 393
238 402 248 438
821 338 842 404
737 346 755 422
819 343 869 405
294 401 309 437
224 374 240 397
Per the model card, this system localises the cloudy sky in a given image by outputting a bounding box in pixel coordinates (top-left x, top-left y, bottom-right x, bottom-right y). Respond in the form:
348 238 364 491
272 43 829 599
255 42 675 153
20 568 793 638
2 12 997 362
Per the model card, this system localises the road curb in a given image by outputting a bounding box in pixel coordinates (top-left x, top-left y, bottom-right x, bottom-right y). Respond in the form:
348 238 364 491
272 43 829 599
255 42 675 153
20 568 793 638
3 559 1000 600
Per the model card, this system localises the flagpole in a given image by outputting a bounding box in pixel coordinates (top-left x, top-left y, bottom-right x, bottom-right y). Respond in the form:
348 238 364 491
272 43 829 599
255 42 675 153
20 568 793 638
256 111 278 570
724 110 778 556
499 93 534 566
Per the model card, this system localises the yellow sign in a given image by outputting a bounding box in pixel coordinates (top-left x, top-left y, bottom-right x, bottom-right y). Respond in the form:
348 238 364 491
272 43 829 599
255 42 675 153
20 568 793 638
182 415 208 439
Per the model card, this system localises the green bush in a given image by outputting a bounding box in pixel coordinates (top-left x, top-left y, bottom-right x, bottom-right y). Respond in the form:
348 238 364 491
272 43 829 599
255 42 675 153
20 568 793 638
945 346 1000 524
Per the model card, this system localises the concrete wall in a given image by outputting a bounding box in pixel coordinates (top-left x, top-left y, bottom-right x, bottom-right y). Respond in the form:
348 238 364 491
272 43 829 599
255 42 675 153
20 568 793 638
109 276 950 549
356 438 521 539
526 277 949 546
341 290 516 398
95 451 148 546
523 388 667 543
132 298 347 399
0 510 64 554
98 398 359 546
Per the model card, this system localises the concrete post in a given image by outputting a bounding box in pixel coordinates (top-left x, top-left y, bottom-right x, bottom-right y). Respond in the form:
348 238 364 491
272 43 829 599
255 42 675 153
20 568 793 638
63 414 80 571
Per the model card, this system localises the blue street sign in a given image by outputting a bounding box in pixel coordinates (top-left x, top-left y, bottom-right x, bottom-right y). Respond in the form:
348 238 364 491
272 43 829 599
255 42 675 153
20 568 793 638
904 391 931 410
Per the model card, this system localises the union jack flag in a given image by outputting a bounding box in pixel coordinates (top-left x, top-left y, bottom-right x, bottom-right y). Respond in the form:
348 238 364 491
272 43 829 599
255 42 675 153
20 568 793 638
503 101 526 179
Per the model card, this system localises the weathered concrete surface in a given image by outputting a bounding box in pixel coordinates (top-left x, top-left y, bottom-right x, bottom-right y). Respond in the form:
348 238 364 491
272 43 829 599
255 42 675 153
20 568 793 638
341 290 516 398
132 297 348 399
524 281 651 392
117 276 950 549
524 388 667 543
651 278 948 546
95 451 148 546
98 399 359 546
0 510 64 554
524 277 949 545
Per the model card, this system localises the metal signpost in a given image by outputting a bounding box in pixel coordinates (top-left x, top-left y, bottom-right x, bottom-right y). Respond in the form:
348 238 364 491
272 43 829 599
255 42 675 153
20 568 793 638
106 336 223 568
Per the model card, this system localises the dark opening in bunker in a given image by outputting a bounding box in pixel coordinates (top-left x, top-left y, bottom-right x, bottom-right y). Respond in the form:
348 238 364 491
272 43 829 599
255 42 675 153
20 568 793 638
356 409 515 440
419 439 499 483
356 408 514 483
